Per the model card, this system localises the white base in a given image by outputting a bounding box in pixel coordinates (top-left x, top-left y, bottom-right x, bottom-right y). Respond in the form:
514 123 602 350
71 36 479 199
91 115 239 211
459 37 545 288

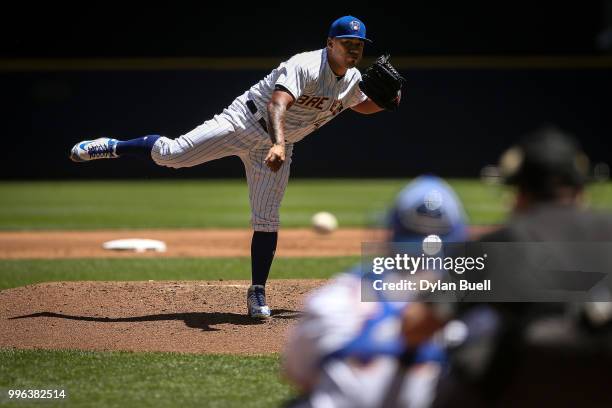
102 238 167 253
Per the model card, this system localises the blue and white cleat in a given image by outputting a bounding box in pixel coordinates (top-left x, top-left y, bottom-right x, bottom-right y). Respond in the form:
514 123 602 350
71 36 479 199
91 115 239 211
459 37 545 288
247 285 271 318
70 138 119 162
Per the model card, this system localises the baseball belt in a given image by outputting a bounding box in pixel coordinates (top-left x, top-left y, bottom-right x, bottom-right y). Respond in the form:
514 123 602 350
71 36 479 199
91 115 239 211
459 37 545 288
246 100 268 133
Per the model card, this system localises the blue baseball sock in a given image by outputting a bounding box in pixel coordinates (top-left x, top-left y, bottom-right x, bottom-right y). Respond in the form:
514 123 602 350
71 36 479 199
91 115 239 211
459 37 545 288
251 231 278 286
115 135 160 158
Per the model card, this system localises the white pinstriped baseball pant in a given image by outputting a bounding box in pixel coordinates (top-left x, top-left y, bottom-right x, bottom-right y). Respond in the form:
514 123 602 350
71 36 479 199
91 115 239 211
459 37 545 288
151 108 293 232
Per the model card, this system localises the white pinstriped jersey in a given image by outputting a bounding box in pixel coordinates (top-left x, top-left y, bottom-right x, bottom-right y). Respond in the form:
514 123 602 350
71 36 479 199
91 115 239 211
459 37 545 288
247 49 367 144
151 48 367 232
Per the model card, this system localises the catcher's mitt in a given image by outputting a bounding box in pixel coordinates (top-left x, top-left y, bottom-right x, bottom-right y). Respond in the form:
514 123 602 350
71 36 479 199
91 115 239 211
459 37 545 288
359 55 405 111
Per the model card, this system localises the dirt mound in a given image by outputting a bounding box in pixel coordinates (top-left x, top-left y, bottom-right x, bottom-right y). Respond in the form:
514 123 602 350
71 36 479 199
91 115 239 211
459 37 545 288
0 280 326 354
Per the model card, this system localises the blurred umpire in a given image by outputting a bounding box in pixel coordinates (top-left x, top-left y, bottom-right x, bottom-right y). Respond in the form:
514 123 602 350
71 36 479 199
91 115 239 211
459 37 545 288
432 126 612 408
487 125 611 241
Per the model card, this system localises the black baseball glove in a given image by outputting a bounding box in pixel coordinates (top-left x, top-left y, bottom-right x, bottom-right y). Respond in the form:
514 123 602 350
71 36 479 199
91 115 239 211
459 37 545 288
359 55 405 111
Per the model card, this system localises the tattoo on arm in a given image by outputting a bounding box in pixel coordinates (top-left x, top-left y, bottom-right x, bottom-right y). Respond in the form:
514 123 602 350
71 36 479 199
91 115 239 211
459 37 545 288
267 101 286 145
267 91 293 145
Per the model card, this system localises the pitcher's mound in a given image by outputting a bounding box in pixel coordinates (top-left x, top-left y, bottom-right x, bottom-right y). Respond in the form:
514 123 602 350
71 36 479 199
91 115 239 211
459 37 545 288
0 279 327 354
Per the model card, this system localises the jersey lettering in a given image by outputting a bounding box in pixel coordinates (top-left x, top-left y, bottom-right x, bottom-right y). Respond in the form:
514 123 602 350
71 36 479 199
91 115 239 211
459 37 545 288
315 98 328 110
329 100 343 116
296 95 330 111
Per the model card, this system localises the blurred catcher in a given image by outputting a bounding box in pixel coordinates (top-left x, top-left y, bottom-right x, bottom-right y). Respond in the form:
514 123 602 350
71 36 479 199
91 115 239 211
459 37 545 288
282 175 468 408
68 15 403 318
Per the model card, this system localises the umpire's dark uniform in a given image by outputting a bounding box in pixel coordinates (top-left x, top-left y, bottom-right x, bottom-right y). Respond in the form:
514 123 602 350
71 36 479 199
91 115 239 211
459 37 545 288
433 128 612 408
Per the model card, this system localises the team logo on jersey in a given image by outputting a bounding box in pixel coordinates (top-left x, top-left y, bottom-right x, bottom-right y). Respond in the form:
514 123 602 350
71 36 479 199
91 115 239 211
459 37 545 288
350 20 360 31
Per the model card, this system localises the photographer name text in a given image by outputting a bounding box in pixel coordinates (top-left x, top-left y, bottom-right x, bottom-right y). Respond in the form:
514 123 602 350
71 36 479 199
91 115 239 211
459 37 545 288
372 279 491 292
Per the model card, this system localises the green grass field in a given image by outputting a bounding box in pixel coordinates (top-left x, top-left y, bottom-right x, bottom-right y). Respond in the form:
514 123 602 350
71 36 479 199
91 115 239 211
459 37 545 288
0 350 291 408
0 257 357 290
2 179 610 230
0 179 510 229
1 179 612 407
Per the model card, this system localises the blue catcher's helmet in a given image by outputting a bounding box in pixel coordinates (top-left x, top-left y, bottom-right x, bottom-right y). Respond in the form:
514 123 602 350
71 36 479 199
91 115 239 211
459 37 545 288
388 175 468 244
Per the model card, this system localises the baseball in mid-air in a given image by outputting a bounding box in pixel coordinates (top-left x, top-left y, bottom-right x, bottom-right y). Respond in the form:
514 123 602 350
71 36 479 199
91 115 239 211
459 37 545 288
312 211 338 234
422 234 443 255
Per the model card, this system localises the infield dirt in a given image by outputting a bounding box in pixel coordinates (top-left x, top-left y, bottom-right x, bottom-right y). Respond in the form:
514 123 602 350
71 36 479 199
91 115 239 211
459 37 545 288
0 228 381 259
0 227 496 354
0 227 494 259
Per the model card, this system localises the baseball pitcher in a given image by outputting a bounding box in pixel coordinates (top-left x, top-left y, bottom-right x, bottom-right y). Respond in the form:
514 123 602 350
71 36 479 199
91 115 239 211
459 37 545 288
69 15 404 318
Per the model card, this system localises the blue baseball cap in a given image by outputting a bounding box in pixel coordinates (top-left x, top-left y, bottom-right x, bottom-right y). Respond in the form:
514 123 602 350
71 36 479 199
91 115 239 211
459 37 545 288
388 175 468 243
328 15 372 43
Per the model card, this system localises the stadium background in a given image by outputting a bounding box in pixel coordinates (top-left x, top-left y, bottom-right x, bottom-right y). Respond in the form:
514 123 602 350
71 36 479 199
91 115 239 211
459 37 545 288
2 3 611 179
